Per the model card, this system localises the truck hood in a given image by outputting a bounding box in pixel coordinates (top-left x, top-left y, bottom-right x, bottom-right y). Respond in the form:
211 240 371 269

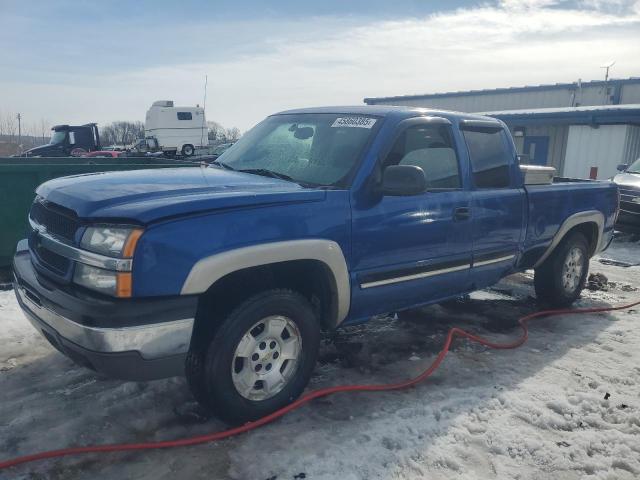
24 143 60 157
613 172 640 189
36 167 326 223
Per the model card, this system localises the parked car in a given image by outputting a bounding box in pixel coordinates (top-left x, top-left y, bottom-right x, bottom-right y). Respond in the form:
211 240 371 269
83 150 124 158
612 158 640 233
13 106 618 424
210 142 234 159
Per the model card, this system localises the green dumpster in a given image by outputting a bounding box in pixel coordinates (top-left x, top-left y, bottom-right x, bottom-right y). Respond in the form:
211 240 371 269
0 157 199 269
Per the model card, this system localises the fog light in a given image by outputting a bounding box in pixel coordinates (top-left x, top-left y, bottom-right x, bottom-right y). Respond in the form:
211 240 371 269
74 263 118 296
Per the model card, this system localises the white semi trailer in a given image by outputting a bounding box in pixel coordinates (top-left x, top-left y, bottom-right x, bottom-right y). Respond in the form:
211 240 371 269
144 100 207 156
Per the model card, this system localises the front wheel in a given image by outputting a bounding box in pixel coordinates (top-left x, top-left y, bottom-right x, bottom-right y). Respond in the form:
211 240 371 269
189 289 320 424
534 231 589 307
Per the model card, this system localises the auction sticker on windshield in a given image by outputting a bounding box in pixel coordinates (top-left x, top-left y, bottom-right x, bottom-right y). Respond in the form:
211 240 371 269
331 117 377 128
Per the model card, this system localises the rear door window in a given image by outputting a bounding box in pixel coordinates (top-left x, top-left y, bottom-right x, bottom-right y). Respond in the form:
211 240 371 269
177 112 193 121
462 128 512 188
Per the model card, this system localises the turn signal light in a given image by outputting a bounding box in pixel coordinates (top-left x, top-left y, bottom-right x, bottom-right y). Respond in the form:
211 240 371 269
116 273 132 298
123 229 144 258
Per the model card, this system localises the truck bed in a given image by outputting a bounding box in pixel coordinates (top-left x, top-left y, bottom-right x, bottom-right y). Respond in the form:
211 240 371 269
522 179 618 267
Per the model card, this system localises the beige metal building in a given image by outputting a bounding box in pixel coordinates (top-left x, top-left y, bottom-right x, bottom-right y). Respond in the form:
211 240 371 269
365 78 640 179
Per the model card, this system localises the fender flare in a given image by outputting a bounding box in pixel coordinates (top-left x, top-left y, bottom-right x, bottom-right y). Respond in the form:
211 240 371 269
180 239 351 326
533 210 604 268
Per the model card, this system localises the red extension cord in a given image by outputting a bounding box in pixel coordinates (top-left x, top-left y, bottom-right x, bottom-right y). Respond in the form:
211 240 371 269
2 299 640 471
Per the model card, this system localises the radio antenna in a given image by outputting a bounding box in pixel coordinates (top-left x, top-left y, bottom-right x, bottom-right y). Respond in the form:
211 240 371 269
201 75 208 148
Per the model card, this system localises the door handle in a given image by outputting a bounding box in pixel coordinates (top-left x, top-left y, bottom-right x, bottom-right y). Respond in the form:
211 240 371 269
454 207 471 221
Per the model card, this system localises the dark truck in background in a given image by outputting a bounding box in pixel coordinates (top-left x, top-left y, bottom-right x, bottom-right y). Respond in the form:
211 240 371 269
12 106 619 423
22 123 101 157
612 158 640 233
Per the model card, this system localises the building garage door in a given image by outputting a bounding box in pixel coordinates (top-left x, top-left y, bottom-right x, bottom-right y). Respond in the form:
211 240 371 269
564 125 630 180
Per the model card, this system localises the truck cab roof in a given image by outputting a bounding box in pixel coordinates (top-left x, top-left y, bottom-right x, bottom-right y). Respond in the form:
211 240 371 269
51 123 97 131
274 105 499 124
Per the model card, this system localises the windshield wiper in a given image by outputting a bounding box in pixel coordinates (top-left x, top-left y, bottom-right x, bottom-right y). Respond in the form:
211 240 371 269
211 160 235 170
237 168 295 182
220 166 319 188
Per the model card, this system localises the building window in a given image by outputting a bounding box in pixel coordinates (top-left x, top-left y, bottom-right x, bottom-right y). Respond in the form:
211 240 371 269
383 125 461 189
462 128 512 188
177 112 192 121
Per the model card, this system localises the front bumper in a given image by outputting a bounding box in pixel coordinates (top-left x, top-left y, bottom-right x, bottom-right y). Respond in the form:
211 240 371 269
12 244 198 380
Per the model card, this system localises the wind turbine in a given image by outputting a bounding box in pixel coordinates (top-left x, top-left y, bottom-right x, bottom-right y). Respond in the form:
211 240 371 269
600 61 616 104
600 60 615 82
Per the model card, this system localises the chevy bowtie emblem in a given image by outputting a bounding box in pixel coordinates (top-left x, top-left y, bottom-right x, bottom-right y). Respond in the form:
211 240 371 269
632 197 640 204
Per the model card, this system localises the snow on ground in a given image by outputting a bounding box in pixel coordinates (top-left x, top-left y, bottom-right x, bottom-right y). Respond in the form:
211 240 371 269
2 238 640 479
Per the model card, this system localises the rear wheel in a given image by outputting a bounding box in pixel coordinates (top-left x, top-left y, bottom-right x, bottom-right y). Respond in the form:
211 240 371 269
188 289 320 424
181 144 195 156
534 231 589 307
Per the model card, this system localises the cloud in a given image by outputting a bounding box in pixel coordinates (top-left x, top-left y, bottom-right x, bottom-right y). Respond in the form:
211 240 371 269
1 0 639 132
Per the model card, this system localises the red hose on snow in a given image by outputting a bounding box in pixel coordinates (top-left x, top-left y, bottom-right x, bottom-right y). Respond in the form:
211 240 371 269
2 299 639 471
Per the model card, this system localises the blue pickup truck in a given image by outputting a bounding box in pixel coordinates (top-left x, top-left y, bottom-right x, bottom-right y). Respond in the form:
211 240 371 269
13 106 618 423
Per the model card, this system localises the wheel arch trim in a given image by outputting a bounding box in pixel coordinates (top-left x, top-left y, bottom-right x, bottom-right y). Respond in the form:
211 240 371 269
180 239 351 326
533 210 604 268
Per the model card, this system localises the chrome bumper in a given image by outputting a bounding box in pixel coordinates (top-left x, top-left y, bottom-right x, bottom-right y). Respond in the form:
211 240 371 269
15 283 194 360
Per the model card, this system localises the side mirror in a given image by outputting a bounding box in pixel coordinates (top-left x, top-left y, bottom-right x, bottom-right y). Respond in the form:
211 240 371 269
617 164 629 172
381 165 427 196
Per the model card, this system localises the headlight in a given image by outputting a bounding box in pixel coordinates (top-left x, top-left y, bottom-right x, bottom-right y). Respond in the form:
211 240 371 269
75 226 141 297
74 264 132 297
80 226 143 258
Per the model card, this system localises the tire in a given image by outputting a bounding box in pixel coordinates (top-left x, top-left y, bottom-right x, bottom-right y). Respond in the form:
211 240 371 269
181 144 195 157
189 289 320 424
534 231 590 307
185 349 208 406
70 147 87 157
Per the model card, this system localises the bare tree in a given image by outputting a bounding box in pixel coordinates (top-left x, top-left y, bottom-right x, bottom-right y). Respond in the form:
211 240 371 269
40 119 50 143
225 127 241 142
0 111 18 141
101 121 144 147
5 113 17 141
207 120 225 143
0 114 51 152
208 120 241 144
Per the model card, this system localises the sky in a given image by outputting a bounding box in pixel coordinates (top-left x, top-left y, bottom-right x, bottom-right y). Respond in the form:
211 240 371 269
1 0 639 134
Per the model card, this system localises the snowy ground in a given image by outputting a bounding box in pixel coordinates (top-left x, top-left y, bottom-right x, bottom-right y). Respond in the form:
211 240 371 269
1 238 640 479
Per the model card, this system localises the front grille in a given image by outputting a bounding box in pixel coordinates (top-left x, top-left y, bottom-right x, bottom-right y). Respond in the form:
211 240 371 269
34 243 70 274
618 186 640 215
618 186 640 199
29 200 81 243
29 199 80 277
620 202 640 214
